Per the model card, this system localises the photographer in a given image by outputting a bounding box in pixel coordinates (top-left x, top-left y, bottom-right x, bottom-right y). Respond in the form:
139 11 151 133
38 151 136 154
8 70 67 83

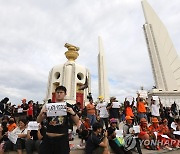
85 122 110 154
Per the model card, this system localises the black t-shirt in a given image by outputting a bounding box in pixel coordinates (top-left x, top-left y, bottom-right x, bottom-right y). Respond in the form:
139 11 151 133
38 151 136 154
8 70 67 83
107 103 119 119
46 102 73 135
21 103 29 115
85 132 101 154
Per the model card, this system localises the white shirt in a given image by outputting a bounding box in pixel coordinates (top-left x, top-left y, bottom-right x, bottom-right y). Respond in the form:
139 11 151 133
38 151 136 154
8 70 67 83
151 101 160 116
12 127 27 135
96 101 109 118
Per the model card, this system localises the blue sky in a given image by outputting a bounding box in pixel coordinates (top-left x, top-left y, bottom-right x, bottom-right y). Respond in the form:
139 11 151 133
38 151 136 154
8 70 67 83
0 0 180 105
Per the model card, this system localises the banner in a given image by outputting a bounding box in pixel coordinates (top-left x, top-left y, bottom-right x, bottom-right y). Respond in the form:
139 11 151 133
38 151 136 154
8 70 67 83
46 102 67 117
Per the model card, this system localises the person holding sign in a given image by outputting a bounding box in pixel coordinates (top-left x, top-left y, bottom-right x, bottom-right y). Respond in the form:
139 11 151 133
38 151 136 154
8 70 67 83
107 97 120 128
37 86 79 154
25 122 46 154
96 96 109 130
136 94 148 122
150 97 162 121
123 116 142 154
124 98 135 124
5 118 28 154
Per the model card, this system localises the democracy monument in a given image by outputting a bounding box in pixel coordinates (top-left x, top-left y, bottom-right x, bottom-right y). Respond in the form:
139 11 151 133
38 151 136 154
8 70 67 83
45 0 180 108
142 0 180 107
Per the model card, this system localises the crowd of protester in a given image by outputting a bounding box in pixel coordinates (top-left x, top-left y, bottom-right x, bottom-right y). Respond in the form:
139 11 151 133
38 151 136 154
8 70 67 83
76 94 180 154
0 93 180 154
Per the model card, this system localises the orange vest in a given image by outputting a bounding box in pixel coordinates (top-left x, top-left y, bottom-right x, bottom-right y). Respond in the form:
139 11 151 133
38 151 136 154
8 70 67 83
137 102 146 113
126 107 134 117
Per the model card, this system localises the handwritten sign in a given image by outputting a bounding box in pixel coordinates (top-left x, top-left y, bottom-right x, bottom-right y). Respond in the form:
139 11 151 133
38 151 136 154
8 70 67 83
133 126 140 133
112 102 121 108
8 132 18 144
137 90 147 99
27 121 39 130
18 108 23 113
46 102 67 117
115 130 123 137
152 96 159 100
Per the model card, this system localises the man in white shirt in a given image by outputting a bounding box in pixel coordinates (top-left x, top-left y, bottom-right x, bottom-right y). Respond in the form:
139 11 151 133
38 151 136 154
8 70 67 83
150 97 161 120
96 96 109 129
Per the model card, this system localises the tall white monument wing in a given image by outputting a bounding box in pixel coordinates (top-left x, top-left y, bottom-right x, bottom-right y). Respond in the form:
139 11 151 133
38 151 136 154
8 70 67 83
142 0 180 91
98 36 109 101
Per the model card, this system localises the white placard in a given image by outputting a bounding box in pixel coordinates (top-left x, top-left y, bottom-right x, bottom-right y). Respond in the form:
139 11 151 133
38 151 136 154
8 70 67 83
18 108 23 113
115 130 123 137
46 102 67 117
133 126 140 133
8 132 18 144
112 102 120 108
137 90 147 99
173 131 180 135
171 122 177 130
152 96 159 100
126 96 133 103
27 121 39 130
161 135 169 139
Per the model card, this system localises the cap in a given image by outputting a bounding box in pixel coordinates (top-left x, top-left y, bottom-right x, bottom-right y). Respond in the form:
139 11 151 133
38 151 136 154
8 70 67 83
110 118 117 123
98 96 104 100
140 118 147 123
21 98 26 102
125 116 133 120
151 117 159 123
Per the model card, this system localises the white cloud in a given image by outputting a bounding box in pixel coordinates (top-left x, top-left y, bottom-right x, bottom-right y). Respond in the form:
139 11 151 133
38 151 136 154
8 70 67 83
0 0 180 104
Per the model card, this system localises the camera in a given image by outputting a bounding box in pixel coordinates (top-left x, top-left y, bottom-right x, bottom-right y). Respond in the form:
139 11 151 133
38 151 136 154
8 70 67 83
87 93 93 101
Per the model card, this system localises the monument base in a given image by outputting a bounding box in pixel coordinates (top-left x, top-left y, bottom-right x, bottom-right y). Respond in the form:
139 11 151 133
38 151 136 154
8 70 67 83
148 89 180 108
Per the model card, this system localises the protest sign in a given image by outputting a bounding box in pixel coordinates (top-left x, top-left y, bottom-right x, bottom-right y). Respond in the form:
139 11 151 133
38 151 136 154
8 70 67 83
112 102 121 108
152 96 159 100
27 121 39 130
126 96 134 105
18 108 23 113
133 126 140 133
46 102 67 117
137 90 147 99
8 132 18 144
115 130 123 137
